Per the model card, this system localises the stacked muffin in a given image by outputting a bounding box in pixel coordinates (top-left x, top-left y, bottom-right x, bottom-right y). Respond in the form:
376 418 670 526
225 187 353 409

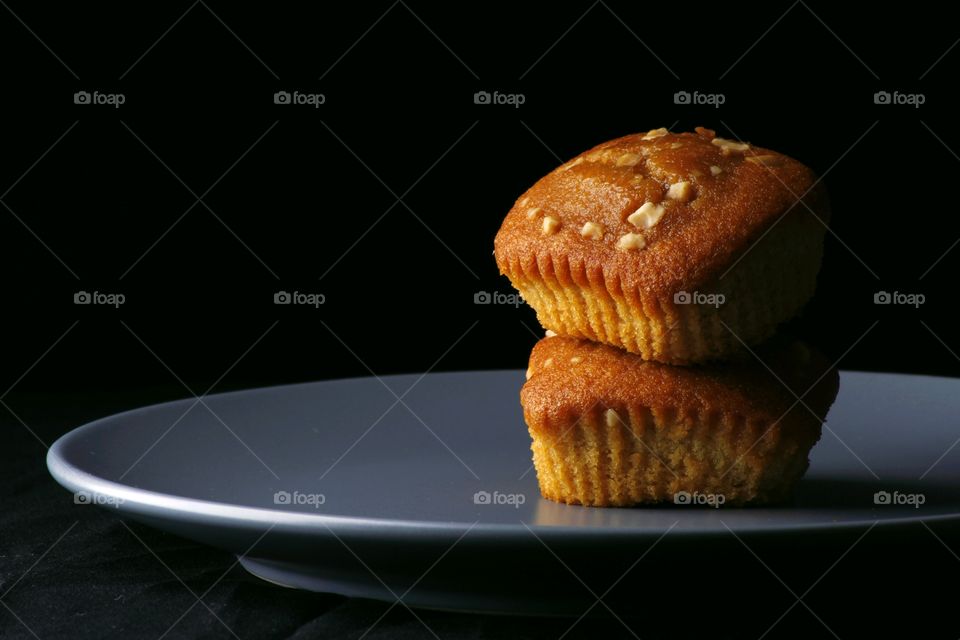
494 127 839 506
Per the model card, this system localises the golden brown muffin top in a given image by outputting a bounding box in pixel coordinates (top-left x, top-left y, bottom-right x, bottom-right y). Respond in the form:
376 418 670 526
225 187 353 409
495 127 828 296
522 335 839 428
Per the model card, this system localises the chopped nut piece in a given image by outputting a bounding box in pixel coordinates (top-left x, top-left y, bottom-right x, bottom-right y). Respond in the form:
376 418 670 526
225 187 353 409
564 157 585 170
617 232 647 250
545 329 557 337
525 206 540 219
711 137 750 155
642 127 669 140
519 197 529 208
585 149 615 162
669 142 683 149
525 367 532 380
667 181 693 202
615 152 643 167
605 408 620 428
543 358 553 367
570 356 582 364
710 165 723 176
627 202 666 229
580 221 604 240
746 154 784 167
542 216 560 235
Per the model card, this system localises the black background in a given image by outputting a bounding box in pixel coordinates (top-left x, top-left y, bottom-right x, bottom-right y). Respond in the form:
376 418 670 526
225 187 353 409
2 0 958 398
3 1 960 638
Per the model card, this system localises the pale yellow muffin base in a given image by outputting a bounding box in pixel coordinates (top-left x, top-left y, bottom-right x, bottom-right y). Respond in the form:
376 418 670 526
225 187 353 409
508 211 824 364
529 404 820 507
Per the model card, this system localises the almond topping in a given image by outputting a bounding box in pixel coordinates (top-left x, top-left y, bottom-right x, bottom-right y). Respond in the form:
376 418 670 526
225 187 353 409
711 137 750 155
585 149 614 162
580 221 604 240
525 367 532 380
542 216 560 235
545 329 557 337
642 127 669 140
543 358 553 367
627 202 665 229
519 197 529 208
616 152 643 167
570 356 582 364
617 232 647 251
667 181 693 202
525 206 540 219
710 165 723 176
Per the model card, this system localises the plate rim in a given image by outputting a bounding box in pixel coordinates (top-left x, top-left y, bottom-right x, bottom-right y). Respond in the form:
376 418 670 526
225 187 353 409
45 369 960 539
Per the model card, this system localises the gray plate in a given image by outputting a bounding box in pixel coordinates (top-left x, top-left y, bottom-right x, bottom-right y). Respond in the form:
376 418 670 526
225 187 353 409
47 370 960 613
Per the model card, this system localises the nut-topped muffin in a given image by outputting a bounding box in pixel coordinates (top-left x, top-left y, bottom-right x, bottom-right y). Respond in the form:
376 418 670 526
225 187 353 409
494 127 829 364
521 334 839 506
